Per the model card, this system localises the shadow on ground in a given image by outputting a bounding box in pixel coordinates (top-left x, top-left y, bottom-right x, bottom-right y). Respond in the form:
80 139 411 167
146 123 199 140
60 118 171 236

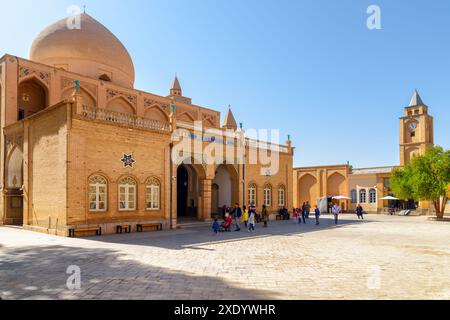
92 216 368 250
0 245 276 300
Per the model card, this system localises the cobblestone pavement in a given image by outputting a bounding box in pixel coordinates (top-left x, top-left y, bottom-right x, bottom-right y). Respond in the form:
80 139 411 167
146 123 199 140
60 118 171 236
1 215 449 300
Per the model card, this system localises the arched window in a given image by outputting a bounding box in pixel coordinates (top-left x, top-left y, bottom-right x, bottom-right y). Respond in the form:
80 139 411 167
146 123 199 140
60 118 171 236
369 189 377 204
89 175 107 212
359 189 367 204
118 176 137 211
264 184 272 207
350 189 357 204
248 183 257 206
278 185 286 206
146 178 160 210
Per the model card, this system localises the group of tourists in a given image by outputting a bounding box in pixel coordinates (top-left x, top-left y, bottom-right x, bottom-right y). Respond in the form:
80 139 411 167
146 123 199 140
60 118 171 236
212 201 366 234
291 202 321 225
212 203 270 234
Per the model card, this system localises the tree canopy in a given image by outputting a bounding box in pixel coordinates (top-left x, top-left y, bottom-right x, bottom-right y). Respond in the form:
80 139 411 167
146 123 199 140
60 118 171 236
391 146 450 218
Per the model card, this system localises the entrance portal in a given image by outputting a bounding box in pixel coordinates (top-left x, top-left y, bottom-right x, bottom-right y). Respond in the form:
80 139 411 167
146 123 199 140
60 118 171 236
176 163 201 219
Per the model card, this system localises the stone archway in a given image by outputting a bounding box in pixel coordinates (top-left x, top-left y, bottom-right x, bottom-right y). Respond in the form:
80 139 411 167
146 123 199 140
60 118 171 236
4 146 24 225
18 77 48 120
212 164 239 213
106 96 135 114
327 172 346 197
298 174 318 207
175 160 208 222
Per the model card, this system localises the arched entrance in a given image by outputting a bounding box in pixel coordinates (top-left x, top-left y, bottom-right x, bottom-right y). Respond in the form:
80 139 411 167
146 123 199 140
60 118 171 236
4 146 24 225
298 174 318 207
211 164 239 216
176 163 203 220
18 78 48 120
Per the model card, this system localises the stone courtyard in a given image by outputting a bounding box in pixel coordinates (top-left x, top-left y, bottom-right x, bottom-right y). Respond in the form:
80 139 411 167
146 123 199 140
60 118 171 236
1 214 449 300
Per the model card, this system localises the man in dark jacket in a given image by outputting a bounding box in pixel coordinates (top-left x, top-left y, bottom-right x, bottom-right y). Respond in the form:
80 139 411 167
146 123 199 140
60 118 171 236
231 203 242 231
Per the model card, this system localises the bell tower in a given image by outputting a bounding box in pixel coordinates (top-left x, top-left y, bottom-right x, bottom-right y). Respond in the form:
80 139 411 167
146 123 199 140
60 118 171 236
399 90 434 166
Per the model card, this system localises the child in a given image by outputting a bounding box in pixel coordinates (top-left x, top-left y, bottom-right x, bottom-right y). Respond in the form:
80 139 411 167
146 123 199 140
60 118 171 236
242 205 248 228
314 205 321 225
248 209 256 233
221 215 233 232
212 218 220 235
298 208 304 224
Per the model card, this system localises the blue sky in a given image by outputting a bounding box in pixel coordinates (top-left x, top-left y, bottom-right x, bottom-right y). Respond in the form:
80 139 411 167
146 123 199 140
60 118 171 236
1 0 449 168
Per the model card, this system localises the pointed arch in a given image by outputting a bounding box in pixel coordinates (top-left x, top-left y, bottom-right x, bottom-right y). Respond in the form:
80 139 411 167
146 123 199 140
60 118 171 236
61 86 97 107
327 172 346 197
405 146 420 164
106 96 135 115
177 111 195 123
298 173 318 207
144 105 169 122
18 76 49 119
203 118 215 128
6 145 23 189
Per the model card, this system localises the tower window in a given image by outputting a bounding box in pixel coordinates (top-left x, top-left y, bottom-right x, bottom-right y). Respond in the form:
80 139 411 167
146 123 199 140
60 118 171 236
410 131 415 138
414 109 419 115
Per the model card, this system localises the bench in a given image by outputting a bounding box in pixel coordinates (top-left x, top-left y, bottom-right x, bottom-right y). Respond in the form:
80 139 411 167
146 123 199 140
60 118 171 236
69 227 102 238
136 223 162 232
116 225 132 234
276 214 283 221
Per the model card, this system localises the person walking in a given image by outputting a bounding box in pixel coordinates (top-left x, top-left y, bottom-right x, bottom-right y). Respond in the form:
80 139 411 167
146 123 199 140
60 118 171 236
301 206 306 224
301 202 306 218
356 204 364 220
231 203 242 231
297 207 304 224
242 205 249 228
262 204 269 228
332 203 341 225
248 208 256 233
305 202 311 219
314 205 321 225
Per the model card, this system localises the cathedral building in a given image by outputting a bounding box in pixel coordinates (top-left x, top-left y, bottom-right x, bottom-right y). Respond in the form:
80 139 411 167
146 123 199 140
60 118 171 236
293 90 448 214
0 14 294 235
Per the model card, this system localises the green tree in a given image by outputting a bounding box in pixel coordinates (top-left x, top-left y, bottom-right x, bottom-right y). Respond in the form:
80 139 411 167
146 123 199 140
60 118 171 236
391 146 450 218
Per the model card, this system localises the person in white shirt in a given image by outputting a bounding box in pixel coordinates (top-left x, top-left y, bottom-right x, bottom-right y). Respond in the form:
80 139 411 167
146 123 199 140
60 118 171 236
332 203 341 225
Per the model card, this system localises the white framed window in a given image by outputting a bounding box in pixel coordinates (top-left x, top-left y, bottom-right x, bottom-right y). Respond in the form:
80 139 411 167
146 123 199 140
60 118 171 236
118 176 137 211
350 189 357 204
146 178 160 210
264 184 272 207
248 183 257 206
369 189 377 204
89 175 107 212
278 186 286 206
359 189 367 204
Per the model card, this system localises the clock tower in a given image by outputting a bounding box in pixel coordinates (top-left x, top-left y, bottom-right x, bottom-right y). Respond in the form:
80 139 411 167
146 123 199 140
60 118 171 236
399 90 434 166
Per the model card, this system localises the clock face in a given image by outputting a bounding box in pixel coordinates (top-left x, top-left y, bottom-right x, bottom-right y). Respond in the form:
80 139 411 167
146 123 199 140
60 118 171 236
408 122 417 131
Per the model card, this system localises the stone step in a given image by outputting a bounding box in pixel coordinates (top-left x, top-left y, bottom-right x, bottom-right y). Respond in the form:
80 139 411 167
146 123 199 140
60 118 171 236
176 221 211 229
